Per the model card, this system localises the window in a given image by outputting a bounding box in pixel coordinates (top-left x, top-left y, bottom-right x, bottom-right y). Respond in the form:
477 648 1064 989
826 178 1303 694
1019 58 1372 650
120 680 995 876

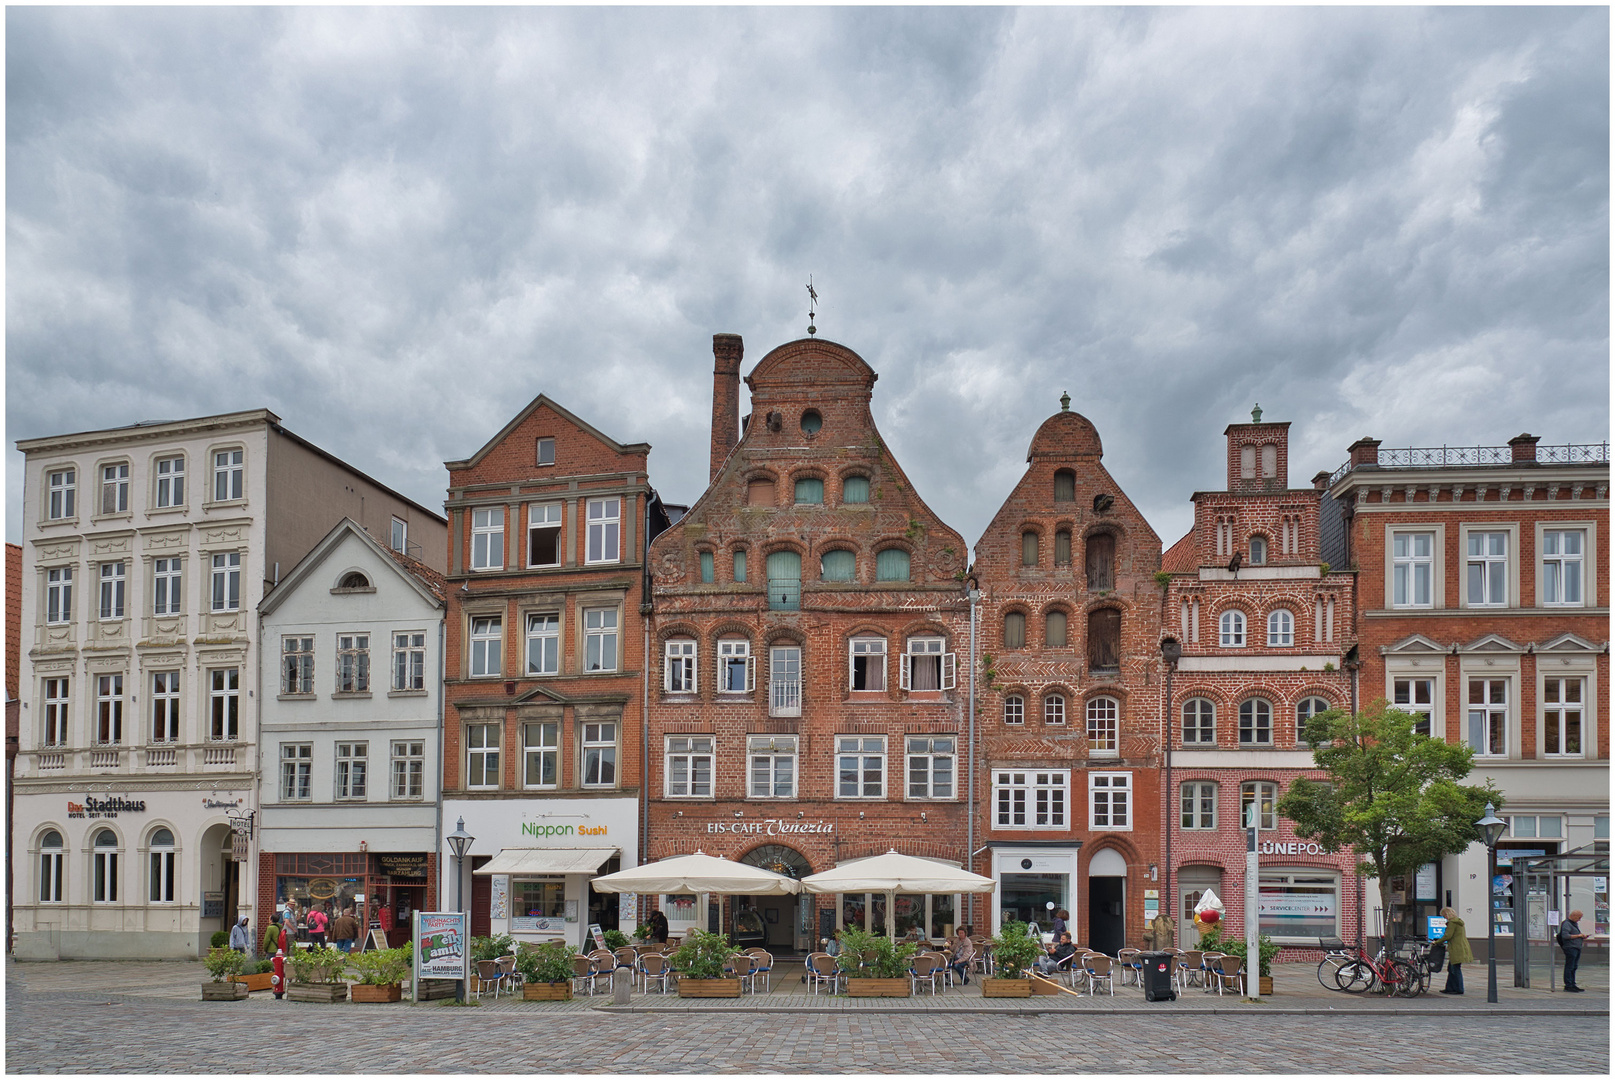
1037 611 1066 649
1241 781 1278 830
1261 871 1342 942
1182 781 1217 829
513 614 555 677
1053 469 1076 503
1044 693 1066 726
1241 444 1256 479
209 668 240 740
95 674 123 744
586 498 621 563
526 503 562 567
820 549 855 582
749 736 797 798
1542 530 1584 605
766 550 801 610
1466 678 1507 756
282 636 314 694
1086 696 1119 753
100 462 129 515
536 437 555 466
1393 677 1435 738
1392 531 1434 607
1091 772 1132 829
1296 697 1331 745
994 770 1067 828
92 829 119 903
1087 608 1120 671
1021 531 1039 567
1466 531 1508 606
665 639 697 693
842 475 870 504
98 562 125 619
1086 533 1115 590
392 740 425 799
1249 536 1267 565
1219 610 1245 647
392 632 426 691
210 552 241 612
390 517 407 553
794 478 824 504
583 607 618 672
1182 698 1215 744
876 549 910 582
1238 698 1272 745
38 831 63 904
212 448 244 501
466 723 500 788
151 828 178 900
906 736 955 799
153 558 182 616
45 566 72 625
1543 677 1582 757
1003 694 1024 725
1266 609 1293 647
471 507 505 570
336 634 370 693
837 736 885 798
666 736 713 797
769 646 801 717
522 722 559 788
747 478 775 506
281 743 313 800
1262 443 1277 477
154 455 185 508
902 636 953 692
42 678 69 747
700 551 714 583
469 616 502 677
733 549 747 583
339 572 369 589
718 639 752 693
1054 530 1072 567
582 722 617 787
850 637 886 691
47 468 76 519
1004 612 1026 649
336 742 368 799
150 671 180 742
1508 814 1564 840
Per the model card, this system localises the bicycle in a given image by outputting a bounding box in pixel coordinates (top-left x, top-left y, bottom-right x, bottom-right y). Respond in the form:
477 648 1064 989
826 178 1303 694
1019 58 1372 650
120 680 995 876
1315 937 1358 991
1333 943 1420 996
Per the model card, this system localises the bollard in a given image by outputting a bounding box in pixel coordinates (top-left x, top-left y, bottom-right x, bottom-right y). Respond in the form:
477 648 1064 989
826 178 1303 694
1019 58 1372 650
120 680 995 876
613 975 630 1005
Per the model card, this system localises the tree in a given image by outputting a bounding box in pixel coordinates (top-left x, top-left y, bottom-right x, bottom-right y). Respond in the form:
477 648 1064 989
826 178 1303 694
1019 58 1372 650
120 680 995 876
1277 699 1501 942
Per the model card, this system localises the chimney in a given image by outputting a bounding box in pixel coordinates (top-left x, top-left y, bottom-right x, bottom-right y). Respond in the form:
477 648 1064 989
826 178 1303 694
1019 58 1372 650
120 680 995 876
1508 433 1540 463
710 334 744 483
1348 437 1381 469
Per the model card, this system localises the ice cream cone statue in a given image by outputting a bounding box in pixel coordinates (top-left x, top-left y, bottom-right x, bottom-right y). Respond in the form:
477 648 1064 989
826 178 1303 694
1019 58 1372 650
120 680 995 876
1192 889 1226 939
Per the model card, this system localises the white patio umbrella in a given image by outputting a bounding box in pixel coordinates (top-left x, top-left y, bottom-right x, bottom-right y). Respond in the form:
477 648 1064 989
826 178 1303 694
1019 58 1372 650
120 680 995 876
589 850 800 937
800 850 996 941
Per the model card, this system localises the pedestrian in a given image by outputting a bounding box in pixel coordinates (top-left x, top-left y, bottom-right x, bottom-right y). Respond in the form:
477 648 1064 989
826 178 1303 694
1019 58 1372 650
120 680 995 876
950 925 975 985
648 910 669 944
331 906 360 953
1051 909 1069 940
263 912 283 957
229 915 251 956
1435 907 1473 994
307 902 329 947
1558 909 1587 992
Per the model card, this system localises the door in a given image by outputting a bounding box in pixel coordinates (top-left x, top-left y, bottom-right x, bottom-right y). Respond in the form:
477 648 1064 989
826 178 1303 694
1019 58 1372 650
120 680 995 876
470 856 492 937
1178 867 1222 948
1089 877 1125 955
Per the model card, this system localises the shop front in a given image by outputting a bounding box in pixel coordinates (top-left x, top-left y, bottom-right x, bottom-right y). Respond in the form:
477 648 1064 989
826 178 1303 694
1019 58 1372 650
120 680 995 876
270 852 434 948
986 842 1083 941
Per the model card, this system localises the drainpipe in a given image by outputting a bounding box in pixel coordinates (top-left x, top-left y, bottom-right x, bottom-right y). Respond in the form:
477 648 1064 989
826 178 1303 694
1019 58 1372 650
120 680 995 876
640 492 653 890
966 573 980 926
434 617 445 910
1160 637 1181 937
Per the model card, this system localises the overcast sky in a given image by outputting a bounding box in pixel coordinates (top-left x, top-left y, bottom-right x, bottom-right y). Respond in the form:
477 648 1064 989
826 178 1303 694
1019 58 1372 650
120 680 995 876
7 6 1609 553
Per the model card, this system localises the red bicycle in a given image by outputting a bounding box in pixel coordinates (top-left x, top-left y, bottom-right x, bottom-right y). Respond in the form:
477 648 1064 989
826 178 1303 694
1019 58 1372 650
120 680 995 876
1333 943 1422 996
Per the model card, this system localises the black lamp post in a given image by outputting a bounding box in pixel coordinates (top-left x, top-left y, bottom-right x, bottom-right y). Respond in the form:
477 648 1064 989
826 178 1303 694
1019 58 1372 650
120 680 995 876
446 817 475 1002
1475 802 1507 1004
1159 637 1181 924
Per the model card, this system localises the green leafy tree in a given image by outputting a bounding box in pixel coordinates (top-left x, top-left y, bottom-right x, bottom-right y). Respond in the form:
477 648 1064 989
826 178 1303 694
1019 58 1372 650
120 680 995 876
1277 699 1501 937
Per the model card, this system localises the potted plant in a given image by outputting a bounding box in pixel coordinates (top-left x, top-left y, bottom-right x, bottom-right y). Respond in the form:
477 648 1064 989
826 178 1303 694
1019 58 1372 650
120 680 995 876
286 945 350 1002
230 957 276 992
347 946 411 1002
1219 933 1279 995
518 941 576 1000
202 946 248 1000
634 923 652 944
602 928 630 951
838 928 918 997
982 920 1041 997
210 930 230 950
669 929 744 997
467 934 515 992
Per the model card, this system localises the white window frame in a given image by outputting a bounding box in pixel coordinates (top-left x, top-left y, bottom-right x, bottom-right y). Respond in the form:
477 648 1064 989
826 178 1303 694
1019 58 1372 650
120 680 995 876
1086 695 1119 754
1389 527 1440 609
335 741 368 800
210 551 241 612
850 637 887 692
211 448 244 502
1538 522 1596 609
470 507 505 571
585 497 621 564
1043 693 1066 726
836 735 886 799
1249 536 1267 565
665 638 697 693
281 743 313 801
1181 780 1217 830
1462 526 1513 608
98 561 125 620
1241 781 1279 831
42 677 69 748
153 455 185 508
524 614 559 677
769 646 802 717
527 502 563 568
523 721 559 789
748 735 798 798
905 736 955 800
45 566 73 625
582 721 618 788
1393 676 1437 738
665 735 715 798
1296 696 1331 746
469 615 502 678
465 722 501 789
1003 694 1025 725
152 557 182 616
1238 698 1273 746
38 833 64 904
392 632 426 691
147 829 177 904
282 636 314 695
209 667 240 741
900 636 955 692
100 462 130 515
150 670 180 743
391 740 425 799
390 517 407 554
536 437 556 466
717 639 754 694
335 634 370 693
95 674 123 745
1219 610 1246 648
1182 697 1215 745
1465 676 1510 758
994 769 1068 829
1090 772 1132 831
583 607 619 672
46 467 76 520
1266 609 1293 647
91 831 120 904
1542 676 1585 758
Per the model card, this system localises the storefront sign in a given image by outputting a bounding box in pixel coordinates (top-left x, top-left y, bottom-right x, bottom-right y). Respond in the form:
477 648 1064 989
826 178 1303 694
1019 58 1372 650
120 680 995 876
1257 894 1335 918
521 822 609 838
202 891 224 918
66 796 147 820
202 796 245 810
704 819 834 836
376 854 429 879
512 915 568 933
413 912 467 979
490 875 509 920
1256 840 1328 856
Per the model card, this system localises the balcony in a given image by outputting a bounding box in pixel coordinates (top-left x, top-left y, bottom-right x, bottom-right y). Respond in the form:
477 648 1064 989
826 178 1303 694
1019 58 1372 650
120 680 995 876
89 749 120 768
203 746 238 767
770 678 802 718
145 747 178 768
37 752 66 770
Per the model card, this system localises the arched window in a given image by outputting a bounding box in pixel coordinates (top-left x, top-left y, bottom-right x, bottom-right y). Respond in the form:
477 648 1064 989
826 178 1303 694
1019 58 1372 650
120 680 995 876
1297 696 1331 746
794 478 824 505
842 476 870 504
1003 695 1024 725
732 549 747 583
820 550 856 582
875 549 910 582
1266 609 1293 647
1045 610 1068 648
747 478 775 506
1087 608 1120 672
1219 610 1246 647
1241 780 1278 830
1182 698 1215 744
765 550 801 611
1021 531 1039 567
1004 612 1026 649
1249 537 1267 565
699 551 715 583
39 830 63 903
1044 693 1066 725
339 572 370 589
1239 699 1273 745
1087 696 1119 754
1054 530 1072 567
149 827 175 903
1053 469 1076 503
92 828 119 903
1086 533 1115 590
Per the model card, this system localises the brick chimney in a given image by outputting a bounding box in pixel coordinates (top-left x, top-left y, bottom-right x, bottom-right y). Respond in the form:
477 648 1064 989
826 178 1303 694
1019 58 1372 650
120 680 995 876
710 334 744 483
1508 433 1540 463
1348 437 1381 469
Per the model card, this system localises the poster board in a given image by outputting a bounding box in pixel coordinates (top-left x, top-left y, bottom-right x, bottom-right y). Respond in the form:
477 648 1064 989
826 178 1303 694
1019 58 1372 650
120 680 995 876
360 928 390 954
589 923 608 951
411 911 468 1003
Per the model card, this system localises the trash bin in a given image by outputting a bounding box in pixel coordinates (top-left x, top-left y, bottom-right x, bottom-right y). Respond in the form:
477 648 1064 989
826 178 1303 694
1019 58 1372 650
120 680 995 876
1139 951 1177 1002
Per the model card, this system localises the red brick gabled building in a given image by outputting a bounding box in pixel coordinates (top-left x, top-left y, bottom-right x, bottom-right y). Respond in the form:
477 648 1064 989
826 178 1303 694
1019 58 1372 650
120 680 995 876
972 397 1164 954
644 335 972 951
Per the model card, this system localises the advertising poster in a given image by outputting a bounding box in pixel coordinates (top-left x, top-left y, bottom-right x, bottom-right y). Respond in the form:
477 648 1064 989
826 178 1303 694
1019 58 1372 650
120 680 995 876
414 911 468 980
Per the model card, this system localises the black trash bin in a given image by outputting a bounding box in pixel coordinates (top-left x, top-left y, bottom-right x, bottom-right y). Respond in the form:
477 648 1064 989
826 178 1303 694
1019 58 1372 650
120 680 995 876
1140 951 1177 1002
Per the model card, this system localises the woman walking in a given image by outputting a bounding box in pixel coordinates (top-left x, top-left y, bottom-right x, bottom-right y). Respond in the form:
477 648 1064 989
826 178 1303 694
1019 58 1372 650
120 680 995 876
1435 907 1474 994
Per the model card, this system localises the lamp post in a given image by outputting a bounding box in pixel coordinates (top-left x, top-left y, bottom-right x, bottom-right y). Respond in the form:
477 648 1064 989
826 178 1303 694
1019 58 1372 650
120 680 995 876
446 816 474 1002
1159 637 1181 937
1476 802 1506 1004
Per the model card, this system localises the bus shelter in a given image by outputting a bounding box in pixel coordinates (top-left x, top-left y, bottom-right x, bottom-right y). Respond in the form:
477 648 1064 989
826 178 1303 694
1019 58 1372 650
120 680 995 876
1512 842 1609 990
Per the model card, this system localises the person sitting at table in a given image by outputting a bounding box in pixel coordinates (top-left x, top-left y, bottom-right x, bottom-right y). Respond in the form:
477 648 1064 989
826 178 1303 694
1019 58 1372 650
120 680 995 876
1036 931 1078 975
950 926 976 985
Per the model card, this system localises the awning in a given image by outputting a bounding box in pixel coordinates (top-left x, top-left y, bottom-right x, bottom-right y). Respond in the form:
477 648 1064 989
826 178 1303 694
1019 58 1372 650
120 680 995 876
472 847 618 876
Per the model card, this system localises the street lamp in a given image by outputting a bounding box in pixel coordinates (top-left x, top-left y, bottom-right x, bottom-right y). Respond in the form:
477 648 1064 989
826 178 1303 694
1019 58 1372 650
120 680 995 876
446 817 475 1002
1159 638 1181 925
1475 802 1507 1004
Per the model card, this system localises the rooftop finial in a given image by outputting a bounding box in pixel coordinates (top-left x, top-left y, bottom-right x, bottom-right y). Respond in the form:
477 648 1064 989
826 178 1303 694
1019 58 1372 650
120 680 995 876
1060 390 1071 412
1251 403 1263 422
806 276 818 336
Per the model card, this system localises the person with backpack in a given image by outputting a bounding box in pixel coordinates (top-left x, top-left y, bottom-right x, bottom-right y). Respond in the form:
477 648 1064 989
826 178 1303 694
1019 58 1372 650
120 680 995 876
307 902 329 947
263 913 284 957
1558 910 1587 992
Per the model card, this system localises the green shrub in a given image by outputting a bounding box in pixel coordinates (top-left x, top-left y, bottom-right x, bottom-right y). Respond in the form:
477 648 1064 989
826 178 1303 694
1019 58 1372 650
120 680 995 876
210 930 230 950
989 920 1041 979
203 946 246 982
832 926 874 974
469 934 515 963
668 929 741 980
635 923 652 942
516 941 576 984
602 928 630 951
346 946 412 985
1220 934 1280 978
286 946 347 984
248 958 275 975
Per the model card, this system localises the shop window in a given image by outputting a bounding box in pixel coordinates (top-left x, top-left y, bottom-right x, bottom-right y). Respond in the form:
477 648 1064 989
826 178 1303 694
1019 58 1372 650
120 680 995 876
994 770 1067 828
836 736 885 798
1259 871 1340 942
582 722 617 787
39 830 64 904
1241 781 1278 830
1090 772 1131 830
1181 781 1217 829
92 829 119 903
1087 608 1120 672
514 879 567 926
905 736 955 799
1086 696 1119 754
523 722 559 789
666 736 714 797
1182 698 1215 744
148 828 176 903
527 503 562 567
1086 533 1115 590
849 637 886 691
1003 694 1024 725
749 735 797 798
769 646 801 717
1004 612 1026 649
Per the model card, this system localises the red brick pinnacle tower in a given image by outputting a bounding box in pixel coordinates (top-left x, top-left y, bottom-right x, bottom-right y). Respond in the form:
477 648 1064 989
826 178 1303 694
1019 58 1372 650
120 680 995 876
709 333 744 483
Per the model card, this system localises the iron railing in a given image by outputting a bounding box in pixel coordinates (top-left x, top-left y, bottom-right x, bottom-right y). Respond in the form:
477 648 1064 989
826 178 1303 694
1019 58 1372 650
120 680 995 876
1328 442 1608 485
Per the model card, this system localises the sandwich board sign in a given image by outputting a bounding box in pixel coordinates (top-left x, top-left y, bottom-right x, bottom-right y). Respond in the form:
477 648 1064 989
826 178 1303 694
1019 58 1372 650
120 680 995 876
412 911 468 1001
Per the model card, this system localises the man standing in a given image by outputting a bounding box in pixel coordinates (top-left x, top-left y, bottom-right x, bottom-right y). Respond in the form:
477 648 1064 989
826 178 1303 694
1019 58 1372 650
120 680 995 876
331 907 360 953
1559 910 1587 992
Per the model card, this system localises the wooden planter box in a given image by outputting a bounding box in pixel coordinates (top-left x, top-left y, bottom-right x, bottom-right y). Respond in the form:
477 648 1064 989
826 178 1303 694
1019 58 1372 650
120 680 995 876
677 977 743 998
351 984 403 1003
982 978 1032 998
202 981 249 1000
524 982 573 1001
287 981 349 1003
846 978 911 998
416 979 459 1001
1259 975 1273 996
229 972 274 992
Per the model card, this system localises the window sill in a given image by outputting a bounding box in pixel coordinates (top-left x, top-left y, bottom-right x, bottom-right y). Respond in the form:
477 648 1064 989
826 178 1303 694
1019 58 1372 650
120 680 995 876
664 795 715 801
330 586 376 595
834 796 887 801
387 689 429 698
715 692 755 702
905 691 946 702
38 517 80 528
845 691 890 702
203 500 248 511
662 693 699 703
90 512 134 526
146 505 188 517
331 691 373 700
277 694 316 702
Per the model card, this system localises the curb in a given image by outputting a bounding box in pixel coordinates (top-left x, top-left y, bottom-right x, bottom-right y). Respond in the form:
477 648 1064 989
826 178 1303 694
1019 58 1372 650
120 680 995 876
591 1004 1609 1018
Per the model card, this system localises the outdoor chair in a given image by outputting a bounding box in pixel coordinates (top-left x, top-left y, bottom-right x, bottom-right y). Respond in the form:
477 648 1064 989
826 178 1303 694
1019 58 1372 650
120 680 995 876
497 953 520 992
746 949 774 992
571 954 597 996
1177 950 1205 992
588 949 619 991
1049 950 1081 989
724 952 757 992
910 952 943 996
1117 948 1143 988
805 951 840 995
1083 953 1116 996
1212 954 1244 996
475 958 507 1000
638 951 673 994
613 947 639 990
1198 953 1225 993
937 948 956 988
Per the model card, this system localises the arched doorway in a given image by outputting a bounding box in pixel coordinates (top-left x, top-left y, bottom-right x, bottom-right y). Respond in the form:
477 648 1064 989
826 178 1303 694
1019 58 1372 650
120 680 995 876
1087 847 1127 955
199 823 239 953
739 845 812 955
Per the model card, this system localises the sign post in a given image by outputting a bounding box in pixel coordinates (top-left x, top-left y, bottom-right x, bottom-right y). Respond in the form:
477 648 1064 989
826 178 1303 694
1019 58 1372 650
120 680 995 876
412 910 468 1004
1245 803 1260 998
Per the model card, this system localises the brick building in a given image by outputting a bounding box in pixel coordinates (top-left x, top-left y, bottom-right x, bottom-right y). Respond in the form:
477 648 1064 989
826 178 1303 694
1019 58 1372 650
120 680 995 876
1160 409 1361 955
971 396 1164 954
644 335 972 953
438 395 672 951
1326 432 1609 956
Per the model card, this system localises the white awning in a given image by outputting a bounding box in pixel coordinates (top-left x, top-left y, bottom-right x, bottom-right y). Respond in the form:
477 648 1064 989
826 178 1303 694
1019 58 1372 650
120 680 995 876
472 847 618 876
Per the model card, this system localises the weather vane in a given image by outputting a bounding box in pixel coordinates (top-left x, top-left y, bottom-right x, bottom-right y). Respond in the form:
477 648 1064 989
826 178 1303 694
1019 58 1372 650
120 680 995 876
806 276 819 336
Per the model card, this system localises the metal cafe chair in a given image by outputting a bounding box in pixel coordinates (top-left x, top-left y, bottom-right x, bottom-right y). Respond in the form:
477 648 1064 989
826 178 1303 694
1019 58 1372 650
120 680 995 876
638 951 673 994
805 952 841 995
474 958 507 999
909 952 943 996
570 954 597 996
1083 953 1116 996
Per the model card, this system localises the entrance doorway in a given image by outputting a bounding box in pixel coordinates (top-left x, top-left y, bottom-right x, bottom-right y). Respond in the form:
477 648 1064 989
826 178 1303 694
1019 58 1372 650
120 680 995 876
739 845 812 954
588 857 621 932
1178 866 1222 949
1088 848 1127 955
